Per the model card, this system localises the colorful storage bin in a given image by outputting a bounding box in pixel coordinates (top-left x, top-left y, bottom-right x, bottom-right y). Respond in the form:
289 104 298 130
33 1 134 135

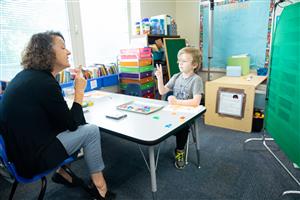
120 48 151 59
119 47 155 98
119 71 153 79
120 82 154 91
119 65 154 73
120 77 153 84
119 58 152 67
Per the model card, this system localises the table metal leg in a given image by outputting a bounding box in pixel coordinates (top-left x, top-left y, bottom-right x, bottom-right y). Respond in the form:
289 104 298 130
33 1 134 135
194 118 201 168
148 146 157 200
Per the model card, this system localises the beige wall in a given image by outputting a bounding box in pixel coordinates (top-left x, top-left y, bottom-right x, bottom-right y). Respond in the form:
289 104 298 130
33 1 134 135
139 0 199 48
175 1 200 48
140 0 176 19
140 0 217 81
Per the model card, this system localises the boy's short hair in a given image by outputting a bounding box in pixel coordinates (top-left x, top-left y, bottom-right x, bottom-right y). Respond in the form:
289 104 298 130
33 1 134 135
177 47 202 72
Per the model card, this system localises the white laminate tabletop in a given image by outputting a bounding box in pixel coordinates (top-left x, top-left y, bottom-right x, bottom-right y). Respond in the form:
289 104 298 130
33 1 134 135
82 91 206 145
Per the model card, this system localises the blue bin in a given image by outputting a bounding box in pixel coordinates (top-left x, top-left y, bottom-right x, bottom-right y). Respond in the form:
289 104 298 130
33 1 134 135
153 51 163 60
257 67 268 76
102 74 119 87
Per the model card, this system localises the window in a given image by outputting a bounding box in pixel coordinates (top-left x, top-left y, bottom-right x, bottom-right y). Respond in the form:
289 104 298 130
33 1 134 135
0 0 72 81
79 0 130 66
0 0 137 81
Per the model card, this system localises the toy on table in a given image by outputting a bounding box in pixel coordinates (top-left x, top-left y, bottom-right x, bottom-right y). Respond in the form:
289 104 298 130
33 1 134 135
82 101 94 108
117 101 164 114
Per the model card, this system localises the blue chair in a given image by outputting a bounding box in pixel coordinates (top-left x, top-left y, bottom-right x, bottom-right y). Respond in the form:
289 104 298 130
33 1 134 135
0 134 76 200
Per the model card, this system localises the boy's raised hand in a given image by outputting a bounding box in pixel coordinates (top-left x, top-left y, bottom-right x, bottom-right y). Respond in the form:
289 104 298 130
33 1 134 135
154 64 163 80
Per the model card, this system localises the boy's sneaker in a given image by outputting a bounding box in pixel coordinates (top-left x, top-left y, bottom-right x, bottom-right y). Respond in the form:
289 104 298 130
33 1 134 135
174 149 185 169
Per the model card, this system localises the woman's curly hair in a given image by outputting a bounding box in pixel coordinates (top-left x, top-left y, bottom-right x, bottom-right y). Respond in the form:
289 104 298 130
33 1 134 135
21 31 65 71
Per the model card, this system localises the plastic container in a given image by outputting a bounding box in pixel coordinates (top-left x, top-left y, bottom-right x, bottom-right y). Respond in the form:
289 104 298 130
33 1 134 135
252 110 264 132
101 74 119 87
150 19 160 35
119 58 152 67
141 18 150 35
120 76 153 84
135 22 140 35
120 48 151 59
159 19 165 34
120 82 154 91
152 51 163 60
119 71 152 79
257 67 268 76
119 65 154 73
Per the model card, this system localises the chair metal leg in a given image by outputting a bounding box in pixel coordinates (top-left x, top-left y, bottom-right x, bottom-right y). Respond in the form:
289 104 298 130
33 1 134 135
9 180 18 200
38 177 47 200
185 123 198 166
185 134 190 165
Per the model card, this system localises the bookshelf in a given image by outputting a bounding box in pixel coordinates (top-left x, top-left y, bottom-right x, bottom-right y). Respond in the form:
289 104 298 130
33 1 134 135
60 74 119 92
0 74 119 100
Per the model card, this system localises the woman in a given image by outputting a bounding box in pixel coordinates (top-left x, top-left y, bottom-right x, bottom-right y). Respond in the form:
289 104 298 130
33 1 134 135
0 31 115 200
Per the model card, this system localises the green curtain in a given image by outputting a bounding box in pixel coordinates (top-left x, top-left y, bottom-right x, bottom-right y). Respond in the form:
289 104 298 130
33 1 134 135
265 3 300 166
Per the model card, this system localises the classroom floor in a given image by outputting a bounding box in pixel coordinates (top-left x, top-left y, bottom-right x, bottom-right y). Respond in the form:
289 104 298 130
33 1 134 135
1 119 300 200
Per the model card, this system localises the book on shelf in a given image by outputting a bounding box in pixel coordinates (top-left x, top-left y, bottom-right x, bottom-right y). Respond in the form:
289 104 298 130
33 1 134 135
55 63 118 84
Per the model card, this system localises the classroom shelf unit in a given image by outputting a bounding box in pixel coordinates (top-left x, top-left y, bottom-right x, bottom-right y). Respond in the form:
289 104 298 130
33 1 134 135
60 74 119 92
0 74 119 100
119 47 155 99
130 34 180 99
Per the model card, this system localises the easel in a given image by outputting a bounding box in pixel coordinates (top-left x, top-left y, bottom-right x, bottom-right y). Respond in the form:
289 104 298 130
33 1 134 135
243 0 300 196
200 0 214 81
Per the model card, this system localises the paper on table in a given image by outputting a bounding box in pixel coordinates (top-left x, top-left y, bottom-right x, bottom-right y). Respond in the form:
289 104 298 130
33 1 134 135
163 105 204 113
84 90 109 99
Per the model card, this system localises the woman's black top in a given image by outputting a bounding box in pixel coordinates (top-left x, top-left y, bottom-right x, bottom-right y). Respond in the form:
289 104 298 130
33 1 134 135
0 69 86 178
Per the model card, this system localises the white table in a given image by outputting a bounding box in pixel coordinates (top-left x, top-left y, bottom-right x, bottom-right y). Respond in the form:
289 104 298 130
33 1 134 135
83 91 206 199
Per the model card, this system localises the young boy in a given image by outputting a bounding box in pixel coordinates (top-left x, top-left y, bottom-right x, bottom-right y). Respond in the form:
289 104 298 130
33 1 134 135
155 47 204 169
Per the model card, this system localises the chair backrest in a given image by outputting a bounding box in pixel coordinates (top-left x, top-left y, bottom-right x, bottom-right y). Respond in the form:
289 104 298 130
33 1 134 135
0 134 39 183
125 83 142 97
0 134 76 184
0 134 9 166
0 134 17 178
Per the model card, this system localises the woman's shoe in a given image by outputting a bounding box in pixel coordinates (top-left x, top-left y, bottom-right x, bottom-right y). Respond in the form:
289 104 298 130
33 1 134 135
51 166 84 187
85 181 116 200
93 191 116 200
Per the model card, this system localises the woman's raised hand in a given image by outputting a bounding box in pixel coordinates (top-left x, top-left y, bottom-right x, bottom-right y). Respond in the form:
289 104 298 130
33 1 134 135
74 67 87 93
73 67 86 105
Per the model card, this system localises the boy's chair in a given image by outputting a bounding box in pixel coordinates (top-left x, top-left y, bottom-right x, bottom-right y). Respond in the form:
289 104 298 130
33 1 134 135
125 83 142 97
0 134 76 200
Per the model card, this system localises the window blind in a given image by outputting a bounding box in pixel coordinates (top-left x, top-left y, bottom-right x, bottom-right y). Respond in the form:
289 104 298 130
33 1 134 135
0 0 72 81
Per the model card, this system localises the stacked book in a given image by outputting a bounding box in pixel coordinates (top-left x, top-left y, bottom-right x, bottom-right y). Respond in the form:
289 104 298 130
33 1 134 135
55 70 72 84
83 63 118 79
55 64 118 84
119 47 155 99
